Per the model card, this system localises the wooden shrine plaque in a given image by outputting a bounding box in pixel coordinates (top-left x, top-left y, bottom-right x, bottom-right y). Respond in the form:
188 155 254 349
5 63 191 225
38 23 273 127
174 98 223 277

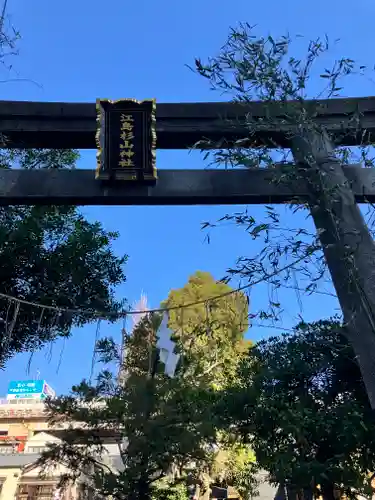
96 98 157 182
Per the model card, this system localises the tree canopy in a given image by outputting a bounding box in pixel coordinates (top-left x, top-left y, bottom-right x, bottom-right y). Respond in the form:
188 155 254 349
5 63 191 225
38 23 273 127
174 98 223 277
165 271 250 389
0 149 127 366
222 319 375 500
40 272 254 500
41 312 218 500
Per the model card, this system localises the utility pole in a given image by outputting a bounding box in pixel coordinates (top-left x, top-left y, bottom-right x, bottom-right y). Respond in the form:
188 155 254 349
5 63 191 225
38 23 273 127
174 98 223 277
117 326 128 387
118 294 149 386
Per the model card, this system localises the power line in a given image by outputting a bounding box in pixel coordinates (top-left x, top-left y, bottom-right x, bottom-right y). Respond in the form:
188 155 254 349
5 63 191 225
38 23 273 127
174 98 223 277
251 322 294 333
0 251 319 320
267 282 336 298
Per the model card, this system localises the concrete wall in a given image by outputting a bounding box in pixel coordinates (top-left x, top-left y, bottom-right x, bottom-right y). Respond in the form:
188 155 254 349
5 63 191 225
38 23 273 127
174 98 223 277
254 471 278 500
0 467 22 500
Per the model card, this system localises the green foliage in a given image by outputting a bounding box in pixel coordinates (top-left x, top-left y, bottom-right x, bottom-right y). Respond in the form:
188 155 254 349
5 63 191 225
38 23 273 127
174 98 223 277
192 24 375 313
208 439 259 498
41 272 254 499
0 14 20 77
193 24 366 104
162 272 256 498
224 319 375 498
41 312 218 500
193 32 375 493
0 149 127 366
165 271 250 389
1 148 80 170
151 479 189 500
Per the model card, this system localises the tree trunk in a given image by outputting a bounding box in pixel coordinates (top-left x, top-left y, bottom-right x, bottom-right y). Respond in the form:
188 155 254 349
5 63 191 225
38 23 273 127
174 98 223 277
274 484 287 500
320 482 336 500
138 479 151 500
199 488 211 500
301 488 314 500
192 483 201 499
291 130 375 409
283 485 313 500
128 478 151 500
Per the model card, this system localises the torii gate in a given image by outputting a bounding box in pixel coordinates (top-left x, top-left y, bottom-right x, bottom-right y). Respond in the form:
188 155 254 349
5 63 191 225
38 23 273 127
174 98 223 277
2 95 375 409
0 96 374 205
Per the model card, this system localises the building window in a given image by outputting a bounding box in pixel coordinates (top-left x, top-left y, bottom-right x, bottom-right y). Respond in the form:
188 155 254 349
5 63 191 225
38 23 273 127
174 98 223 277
0 445 14 454
16 484 55 500
77 484 103 500
28 446 47 454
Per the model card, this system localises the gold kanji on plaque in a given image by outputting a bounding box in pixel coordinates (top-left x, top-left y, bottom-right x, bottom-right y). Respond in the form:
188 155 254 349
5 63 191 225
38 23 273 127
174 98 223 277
96 98 157 182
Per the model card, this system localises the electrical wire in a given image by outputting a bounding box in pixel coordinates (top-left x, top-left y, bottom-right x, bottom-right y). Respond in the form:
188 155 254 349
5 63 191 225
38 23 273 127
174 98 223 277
0 251 318 320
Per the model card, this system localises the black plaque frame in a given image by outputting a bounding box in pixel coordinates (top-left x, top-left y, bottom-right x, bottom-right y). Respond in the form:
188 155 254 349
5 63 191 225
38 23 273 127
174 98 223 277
96 98 157 182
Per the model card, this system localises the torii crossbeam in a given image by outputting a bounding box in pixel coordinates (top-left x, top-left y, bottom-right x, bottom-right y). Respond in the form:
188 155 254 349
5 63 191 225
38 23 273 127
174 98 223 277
2 96 375 150
0 166 373 206
1 96 375 206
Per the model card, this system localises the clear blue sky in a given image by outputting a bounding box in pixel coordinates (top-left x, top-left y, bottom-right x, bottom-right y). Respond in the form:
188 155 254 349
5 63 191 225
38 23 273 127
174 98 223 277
1 0 375 396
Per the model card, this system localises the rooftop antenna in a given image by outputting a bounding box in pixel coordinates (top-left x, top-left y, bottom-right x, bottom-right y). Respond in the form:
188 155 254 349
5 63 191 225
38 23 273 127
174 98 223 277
36 369 40 380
